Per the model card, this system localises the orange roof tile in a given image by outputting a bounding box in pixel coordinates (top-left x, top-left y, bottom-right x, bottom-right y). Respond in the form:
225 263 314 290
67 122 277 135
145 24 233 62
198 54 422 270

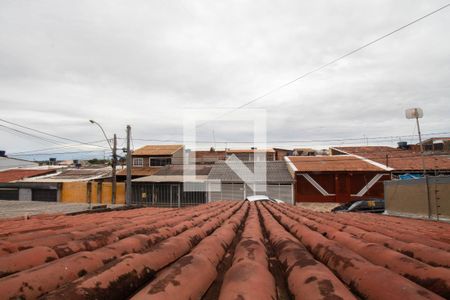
0 202 447 299
332 146 450 171
132 144 183 156
0 169 56 183
226 148 275 153
116 167 161 177
287 155 385 172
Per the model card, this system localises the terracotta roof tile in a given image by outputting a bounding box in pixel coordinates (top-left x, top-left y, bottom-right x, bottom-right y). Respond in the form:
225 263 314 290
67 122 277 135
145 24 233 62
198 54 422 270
116 167 161 177
0 202 449 299
287 155 385 171
333 146 450 171
0 169 56 183
132 144 183 156
226 148 275 153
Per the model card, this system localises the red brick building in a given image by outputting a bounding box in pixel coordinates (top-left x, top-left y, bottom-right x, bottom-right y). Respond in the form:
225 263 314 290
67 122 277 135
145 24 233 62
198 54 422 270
285 155 391 203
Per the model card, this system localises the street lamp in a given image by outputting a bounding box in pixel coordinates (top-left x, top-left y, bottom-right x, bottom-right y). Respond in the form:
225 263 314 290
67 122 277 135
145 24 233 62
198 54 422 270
89 120 117 205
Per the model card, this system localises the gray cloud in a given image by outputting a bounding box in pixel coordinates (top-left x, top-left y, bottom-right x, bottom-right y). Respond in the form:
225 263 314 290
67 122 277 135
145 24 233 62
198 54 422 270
0 0 449 158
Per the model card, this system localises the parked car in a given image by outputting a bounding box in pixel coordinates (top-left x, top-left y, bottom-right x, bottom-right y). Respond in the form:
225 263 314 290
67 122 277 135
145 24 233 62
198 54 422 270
332 198 384 213
246 195 284 203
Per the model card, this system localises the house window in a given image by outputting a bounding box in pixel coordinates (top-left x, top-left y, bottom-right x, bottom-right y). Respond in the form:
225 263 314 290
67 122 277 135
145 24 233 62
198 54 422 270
150 157 171 166
133 157 144 167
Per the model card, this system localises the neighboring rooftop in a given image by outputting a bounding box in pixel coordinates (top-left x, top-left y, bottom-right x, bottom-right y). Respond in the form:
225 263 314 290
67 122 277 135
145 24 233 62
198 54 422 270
226 148 275 153
116 167 161 177
0 156 39 171
194 150 226 164
286 155 388 172
208 160 293 183
331 145 400 154
0 202 448 299
20 167 112 182
420 137 450 144
0 169 57 183
332 146 450 171
133 165 212 182
0 200 121 219
132 144 183 156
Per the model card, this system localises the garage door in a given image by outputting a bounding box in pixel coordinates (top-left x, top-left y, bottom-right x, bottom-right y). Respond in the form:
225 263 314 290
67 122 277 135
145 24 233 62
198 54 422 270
32 189 57 202
0 188 19 200
210 183 244 201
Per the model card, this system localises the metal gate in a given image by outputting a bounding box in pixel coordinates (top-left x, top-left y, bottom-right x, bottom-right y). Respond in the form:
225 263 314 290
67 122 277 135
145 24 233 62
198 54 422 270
210 183 245 201
32 189 57 202
0 188 19 200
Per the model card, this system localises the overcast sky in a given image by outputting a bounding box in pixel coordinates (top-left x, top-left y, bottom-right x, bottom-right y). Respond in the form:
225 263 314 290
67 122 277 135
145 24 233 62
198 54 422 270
1 0 449 159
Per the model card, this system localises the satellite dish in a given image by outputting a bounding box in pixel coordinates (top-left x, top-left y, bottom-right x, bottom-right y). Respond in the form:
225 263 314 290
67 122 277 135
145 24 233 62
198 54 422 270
405 108 423 119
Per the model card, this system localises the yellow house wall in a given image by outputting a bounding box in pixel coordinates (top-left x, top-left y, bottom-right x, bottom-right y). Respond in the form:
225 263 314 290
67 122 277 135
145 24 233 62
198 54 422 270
60 182 87 203
60 181 125 204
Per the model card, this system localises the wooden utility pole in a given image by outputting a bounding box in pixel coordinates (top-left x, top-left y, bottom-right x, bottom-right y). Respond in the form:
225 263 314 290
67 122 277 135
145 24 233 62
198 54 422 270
126 125 132 205
112 134 117 205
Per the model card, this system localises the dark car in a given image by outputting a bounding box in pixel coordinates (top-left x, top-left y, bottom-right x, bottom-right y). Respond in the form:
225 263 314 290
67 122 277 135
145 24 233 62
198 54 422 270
332 198 384 213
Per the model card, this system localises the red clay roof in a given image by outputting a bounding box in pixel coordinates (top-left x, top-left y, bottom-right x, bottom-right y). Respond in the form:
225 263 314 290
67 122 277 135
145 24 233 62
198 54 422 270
287 155 385 172
194 150 226 160
0 169 56 183
132 144 183 156
332 146 398 154
333 146 450 171
116 167 161 177
0 202 448 299
226 148 275 153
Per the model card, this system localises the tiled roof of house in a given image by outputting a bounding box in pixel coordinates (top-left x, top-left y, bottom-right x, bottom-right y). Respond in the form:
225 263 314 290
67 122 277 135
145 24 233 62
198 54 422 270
132 144 183 156
154 164 212 176
208 160 293 183
116 167 161 177
0 169 56 183
332 146 450 171
226 148 275 153
19 168 112 182
332 146 398 154
286 155 386 172
0 202 448 299
132 165 212 183
194 150 226 163
421 137 450 144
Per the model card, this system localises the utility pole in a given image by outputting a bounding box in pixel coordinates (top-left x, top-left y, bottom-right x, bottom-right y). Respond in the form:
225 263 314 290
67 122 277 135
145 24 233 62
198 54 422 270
405 108 426 174
415 115 426 175
405 108 430 218
112 134 117 205
89 120 117 206
126 125 132 206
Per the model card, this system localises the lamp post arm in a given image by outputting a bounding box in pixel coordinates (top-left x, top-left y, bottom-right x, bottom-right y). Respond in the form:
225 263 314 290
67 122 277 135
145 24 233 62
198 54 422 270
91 121 113 150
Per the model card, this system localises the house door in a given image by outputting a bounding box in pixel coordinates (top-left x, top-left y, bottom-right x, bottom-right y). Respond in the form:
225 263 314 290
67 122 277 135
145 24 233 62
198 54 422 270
170 184 180 207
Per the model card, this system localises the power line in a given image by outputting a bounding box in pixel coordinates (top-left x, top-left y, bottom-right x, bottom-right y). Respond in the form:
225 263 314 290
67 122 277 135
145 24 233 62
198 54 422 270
8 148 448 167
0 124 70 146
199 3 450 126
120 131 450 144
0 118 107 149
7 139 109 155
9 150 112 157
